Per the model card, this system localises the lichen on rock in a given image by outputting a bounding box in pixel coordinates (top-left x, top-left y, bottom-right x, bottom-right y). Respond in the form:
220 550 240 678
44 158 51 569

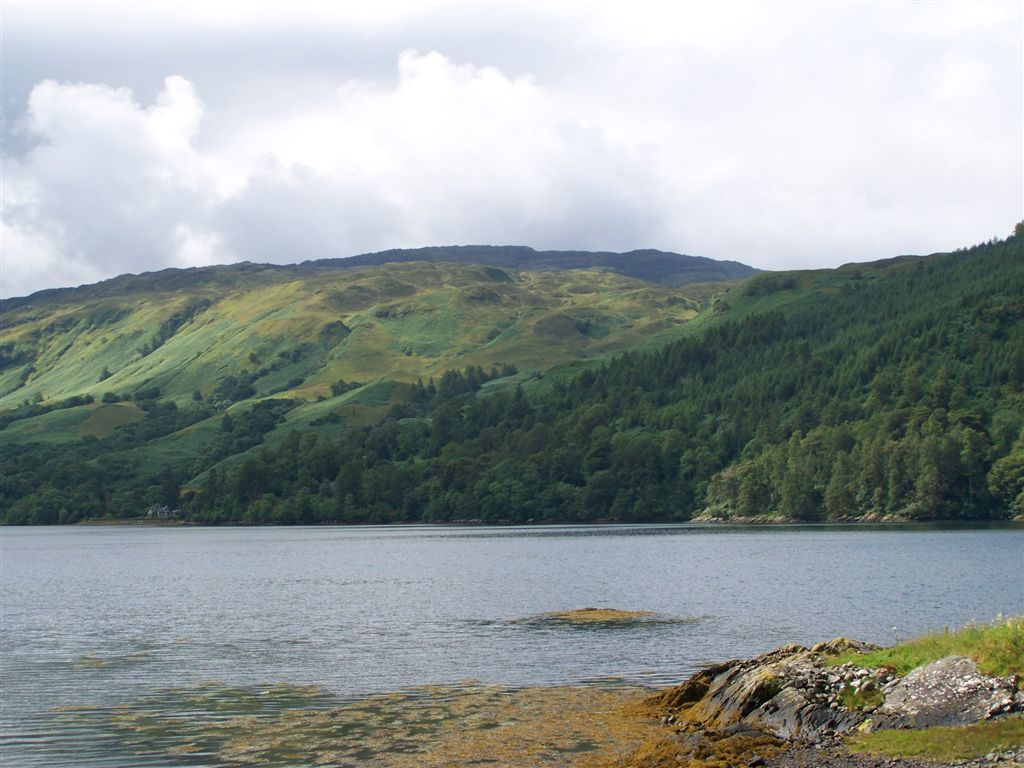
875 656 1021 728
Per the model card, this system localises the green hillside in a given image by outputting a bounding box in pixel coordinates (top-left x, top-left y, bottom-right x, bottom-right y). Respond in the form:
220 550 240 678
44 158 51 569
1 262 707 408
158 233 1024 525
1 260 728 522
3 231 1021 525
0 245 755 312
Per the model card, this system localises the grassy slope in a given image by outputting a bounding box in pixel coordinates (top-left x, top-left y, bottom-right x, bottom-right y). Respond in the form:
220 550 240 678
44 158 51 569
189 254 969 486
847 717 1023 760
2 262 705 407
1 261 721 482
2 251 938 431
8 246 1005 505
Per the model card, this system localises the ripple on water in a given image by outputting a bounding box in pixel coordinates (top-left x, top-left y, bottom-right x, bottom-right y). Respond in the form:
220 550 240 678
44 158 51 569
45 680 669 768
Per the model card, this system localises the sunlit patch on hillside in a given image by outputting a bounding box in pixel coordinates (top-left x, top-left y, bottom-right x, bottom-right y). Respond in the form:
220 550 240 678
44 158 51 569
75 402 144 438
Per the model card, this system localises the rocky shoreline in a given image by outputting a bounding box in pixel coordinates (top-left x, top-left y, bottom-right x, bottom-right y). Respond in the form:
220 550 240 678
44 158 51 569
642 638 1023 768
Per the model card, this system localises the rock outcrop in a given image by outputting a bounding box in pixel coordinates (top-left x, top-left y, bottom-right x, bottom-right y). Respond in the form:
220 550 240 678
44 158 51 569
651 640 1023 746
875 656 1022 728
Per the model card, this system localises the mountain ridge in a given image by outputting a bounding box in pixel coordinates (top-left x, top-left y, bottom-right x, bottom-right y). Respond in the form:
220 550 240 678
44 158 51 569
0 245 757 309
303 244 758 286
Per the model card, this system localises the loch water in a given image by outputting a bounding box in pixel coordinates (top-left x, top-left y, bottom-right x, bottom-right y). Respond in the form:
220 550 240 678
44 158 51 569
1 523 1022 767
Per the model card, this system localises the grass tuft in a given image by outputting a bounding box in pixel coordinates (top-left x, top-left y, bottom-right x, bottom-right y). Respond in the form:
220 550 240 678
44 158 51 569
837 682 884 711
846 716 1024 760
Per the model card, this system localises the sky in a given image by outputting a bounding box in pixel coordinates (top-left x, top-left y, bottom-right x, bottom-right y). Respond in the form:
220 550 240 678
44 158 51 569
1 1 1021 298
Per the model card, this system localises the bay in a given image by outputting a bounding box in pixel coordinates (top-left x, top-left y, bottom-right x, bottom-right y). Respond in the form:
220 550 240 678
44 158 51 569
1 523 1022 767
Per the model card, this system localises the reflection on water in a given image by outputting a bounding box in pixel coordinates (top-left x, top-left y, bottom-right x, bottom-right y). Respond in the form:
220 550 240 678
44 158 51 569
2 523 1022 766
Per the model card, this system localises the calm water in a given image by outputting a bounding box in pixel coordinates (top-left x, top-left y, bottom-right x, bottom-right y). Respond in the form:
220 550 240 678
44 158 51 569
1 523 1022 766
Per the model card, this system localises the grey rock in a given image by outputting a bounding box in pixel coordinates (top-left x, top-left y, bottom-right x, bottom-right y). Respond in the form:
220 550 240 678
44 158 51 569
879 657 1021 728
809 638 880 656
654 639 1022 756
721 722 769 738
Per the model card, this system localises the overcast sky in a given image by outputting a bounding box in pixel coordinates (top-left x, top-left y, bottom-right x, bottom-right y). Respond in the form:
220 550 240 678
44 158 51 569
1 1 1021 298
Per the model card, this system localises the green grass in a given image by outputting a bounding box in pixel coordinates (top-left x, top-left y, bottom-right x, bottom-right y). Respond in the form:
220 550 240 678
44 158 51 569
837 682 884 711
1 405 96 444
75 402 145 437
2 260 712 414
830 616 1024 677
847 715 1024 760
128 415 224 476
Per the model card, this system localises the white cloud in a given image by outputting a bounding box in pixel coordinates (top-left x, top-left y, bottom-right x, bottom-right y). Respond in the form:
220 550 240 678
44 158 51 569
3 52 672 294
1 2 1021 296
2 76 223 294
212 49 671 261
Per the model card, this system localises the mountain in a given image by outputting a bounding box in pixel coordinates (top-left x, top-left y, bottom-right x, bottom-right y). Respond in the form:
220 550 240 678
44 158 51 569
0 260 728 410
1 253 749 523
175 232 1016 526
3 232 1021 525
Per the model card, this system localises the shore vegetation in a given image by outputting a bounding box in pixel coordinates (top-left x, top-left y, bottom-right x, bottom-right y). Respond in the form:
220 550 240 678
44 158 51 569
829 616 1024 677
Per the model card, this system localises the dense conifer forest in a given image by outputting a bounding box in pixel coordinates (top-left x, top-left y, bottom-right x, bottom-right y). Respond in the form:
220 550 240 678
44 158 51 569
3 232 1022 524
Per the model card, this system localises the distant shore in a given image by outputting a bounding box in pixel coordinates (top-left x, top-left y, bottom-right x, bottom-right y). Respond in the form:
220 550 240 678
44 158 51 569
58 516 1024 528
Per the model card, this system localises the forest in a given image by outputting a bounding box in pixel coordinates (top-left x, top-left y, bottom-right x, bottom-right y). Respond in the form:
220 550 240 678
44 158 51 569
2 231 1022 525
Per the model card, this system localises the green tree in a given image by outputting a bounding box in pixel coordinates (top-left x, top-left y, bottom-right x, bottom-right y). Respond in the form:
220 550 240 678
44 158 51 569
824 452 857 520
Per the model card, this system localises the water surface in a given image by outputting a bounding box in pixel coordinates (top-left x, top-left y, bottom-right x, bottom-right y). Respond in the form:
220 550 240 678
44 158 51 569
2 523 1021 766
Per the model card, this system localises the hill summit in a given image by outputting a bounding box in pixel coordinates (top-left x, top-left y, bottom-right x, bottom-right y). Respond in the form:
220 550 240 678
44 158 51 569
307 245 758 287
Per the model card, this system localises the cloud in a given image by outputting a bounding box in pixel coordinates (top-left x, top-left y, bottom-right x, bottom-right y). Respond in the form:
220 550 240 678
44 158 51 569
1 3 1021 297
2 76 222 294
213 50 669 261
2 52 670 295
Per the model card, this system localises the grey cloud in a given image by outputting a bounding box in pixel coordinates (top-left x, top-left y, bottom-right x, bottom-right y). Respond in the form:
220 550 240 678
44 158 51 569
212 169 406 263
1 2 1021 297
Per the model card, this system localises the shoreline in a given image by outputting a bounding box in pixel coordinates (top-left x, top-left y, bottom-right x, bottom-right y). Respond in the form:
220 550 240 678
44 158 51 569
41 625 1021 768
24 517 1024 528
634 620 1024 768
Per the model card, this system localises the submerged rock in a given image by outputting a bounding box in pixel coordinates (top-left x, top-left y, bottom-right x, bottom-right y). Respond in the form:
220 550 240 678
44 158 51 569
537 608 658 623
512 607 702 627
